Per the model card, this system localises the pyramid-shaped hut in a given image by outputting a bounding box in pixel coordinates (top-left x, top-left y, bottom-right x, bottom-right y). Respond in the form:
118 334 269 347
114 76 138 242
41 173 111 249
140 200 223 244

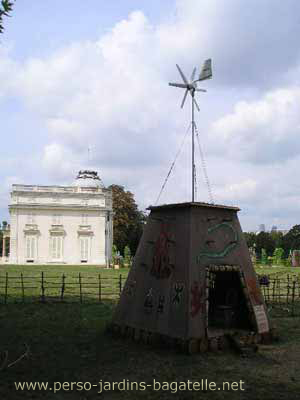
111 202 271 351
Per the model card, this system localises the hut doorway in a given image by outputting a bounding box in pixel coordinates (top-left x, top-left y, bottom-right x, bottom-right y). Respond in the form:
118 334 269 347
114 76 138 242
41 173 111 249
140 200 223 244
207 266 253 333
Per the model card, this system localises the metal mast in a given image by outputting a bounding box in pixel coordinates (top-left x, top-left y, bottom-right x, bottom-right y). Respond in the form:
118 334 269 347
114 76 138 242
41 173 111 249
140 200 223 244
191 89 195 202
169 59 212 202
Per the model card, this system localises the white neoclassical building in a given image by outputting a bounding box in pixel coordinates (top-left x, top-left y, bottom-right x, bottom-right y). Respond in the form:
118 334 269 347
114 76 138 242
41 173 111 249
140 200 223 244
8 170 113 265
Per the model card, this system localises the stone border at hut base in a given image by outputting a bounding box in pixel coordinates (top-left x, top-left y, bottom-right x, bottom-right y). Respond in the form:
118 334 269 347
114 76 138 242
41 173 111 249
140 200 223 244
106 323 274 355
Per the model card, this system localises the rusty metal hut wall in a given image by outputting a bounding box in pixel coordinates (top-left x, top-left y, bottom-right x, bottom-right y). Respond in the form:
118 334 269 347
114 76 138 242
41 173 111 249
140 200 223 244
112 202 270 340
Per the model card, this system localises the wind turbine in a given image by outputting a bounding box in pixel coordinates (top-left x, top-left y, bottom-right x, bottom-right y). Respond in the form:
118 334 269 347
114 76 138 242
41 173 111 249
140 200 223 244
169 59 212 202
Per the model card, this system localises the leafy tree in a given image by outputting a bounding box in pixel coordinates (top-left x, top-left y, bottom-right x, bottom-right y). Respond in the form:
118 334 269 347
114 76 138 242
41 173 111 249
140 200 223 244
0 1 14 34
244 232 256 249
109 184 147 256
256 231 275 257
270 230 284 249
282 225 300 257
261 248 267 265
0 221 10 256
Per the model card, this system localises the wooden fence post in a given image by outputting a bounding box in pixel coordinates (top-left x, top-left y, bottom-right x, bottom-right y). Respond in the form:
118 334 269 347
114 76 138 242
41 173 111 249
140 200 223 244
60 274 65 301
272 278 276 302
287 274 290 305
21 273 25 303
291 280 296 317
262 285 266 303
119 274 122 296
4 272 8 304
98 273 101 302
79 273 82 303
266 279 270 302
41 271 45 303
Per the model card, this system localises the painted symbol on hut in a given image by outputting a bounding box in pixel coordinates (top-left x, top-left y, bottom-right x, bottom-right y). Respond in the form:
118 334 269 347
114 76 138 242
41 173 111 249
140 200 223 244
172 282 184 305
190 281 205 318
123 280 136 297
151 224 174 279
157 295 165 313
197 222 238 261
144 288 154 313
247 278 262 305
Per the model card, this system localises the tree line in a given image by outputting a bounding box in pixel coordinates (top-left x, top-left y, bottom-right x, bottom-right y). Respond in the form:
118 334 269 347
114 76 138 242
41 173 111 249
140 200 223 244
244 225 300 262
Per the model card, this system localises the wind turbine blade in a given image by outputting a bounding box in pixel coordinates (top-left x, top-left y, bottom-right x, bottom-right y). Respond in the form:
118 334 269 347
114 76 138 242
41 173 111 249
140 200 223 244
169 82 188 88
193 97 200 112
181 89 189 108
176 64 188 84
190 67 196 82
195 88 207 92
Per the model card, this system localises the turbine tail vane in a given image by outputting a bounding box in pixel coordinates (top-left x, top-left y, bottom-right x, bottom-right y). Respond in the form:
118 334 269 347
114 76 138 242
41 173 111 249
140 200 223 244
198 58 212 81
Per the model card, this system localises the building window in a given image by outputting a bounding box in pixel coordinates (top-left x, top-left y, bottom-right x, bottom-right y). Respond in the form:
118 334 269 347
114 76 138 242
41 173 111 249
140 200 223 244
27 213 35 224
51 235 63 261
26 236 36 260
52 214 62 224
80 236 89 262
81 214 88 225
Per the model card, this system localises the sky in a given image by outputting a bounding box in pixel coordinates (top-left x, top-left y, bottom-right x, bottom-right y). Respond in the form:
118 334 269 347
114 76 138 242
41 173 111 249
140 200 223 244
1 0 300 232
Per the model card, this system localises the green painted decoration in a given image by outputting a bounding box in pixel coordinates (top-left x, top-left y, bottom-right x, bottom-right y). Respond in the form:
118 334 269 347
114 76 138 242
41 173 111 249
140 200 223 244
197 222 238 260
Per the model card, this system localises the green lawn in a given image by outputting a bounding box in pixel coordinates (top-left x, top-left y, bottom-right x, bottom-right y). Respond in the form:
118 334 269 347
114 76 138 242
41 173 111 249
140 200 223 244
0 264 130 276
0 265 299 398
0 302 299 399
255 265 300 277
0 265 130 303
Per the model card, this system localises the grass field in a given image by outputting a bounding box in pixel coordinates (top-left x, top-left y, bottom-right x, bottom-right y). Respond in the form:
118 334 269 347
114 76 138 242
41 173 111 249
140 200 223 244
1 262 299 278
0 301 300 399
0 264 130 276
0 265 130 303
254 265 300 277
0 264 299 399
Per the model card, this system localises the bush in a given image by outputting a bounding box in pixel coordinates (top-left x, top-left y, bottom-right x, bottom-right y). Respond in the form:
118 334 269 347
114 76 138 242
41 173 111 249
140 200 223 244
124 246 132 266
111 245 119 265
273 247 284 265
261 248 268 265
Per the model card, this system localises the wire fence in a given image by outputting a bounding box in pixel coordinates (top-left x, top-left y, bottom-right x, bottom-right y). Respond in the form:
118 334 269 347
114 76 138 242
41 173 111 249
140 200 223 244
0 272 125 304
257 273 300 317
1 272 300 316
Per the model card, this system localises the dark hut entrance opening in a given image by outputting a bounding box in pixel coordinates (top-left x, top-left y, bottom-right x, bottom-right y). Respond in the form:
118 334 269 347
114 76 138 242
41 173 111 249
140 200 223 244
207 268 252 333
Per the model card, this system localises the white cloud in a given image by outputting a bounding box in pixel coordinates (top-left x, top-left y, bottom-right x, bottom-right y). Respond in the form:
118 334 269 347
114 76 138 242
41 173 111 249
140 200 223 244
210 87 300 164
42 143 80 182
2 1 300 231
